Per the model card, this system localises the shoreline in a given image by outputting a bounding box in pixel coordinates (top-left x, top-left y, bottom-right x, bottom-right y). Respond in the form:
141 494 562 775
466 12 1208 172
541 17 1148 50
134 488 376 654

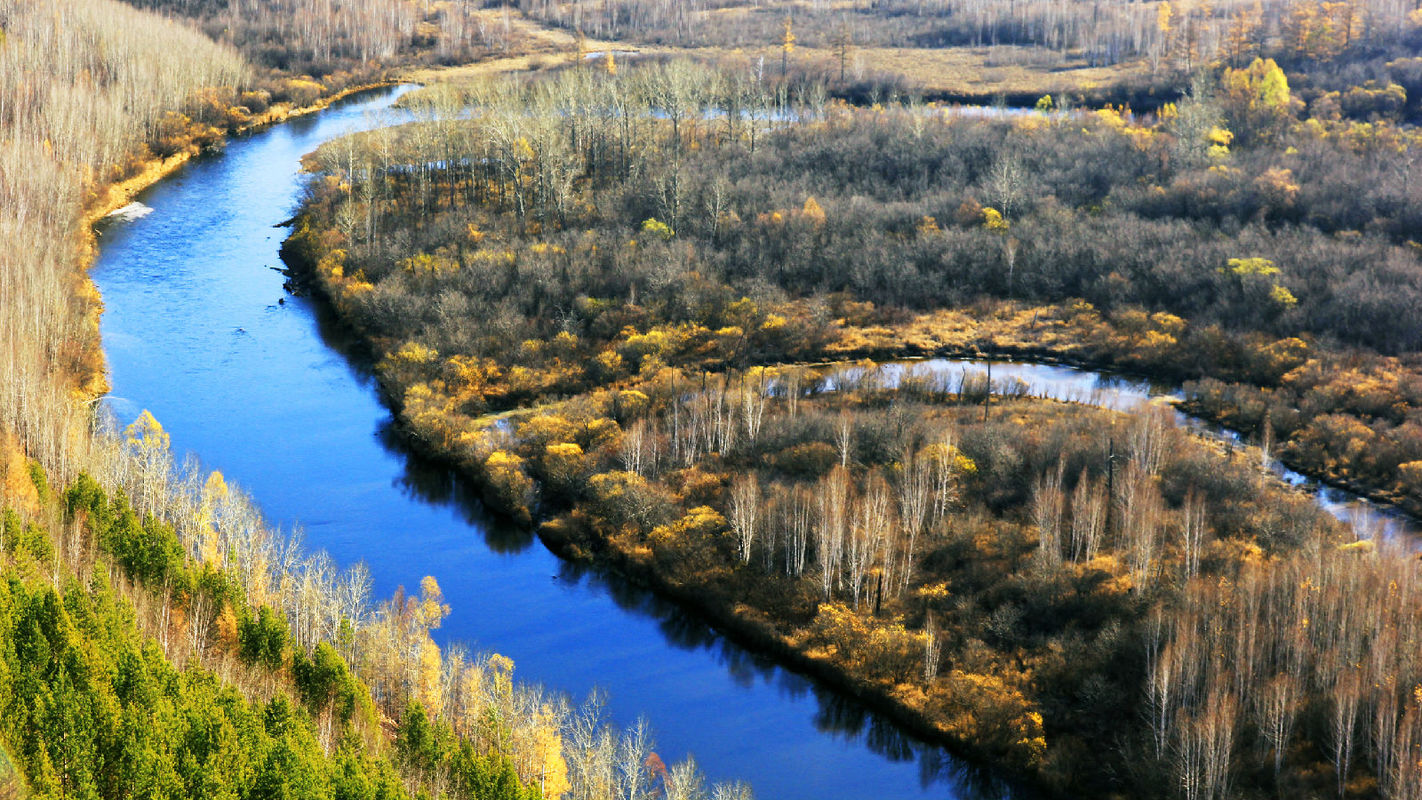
277 234 1038 790
535 517 1037 795
283 228 1377 800
83 79 404 227
75 79 409 399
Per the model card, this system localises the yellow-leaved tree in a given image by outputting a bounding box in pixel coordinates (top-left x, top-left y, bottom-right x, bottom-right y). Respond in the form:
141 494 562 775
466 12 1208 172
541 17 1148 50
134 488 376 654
124 410 171 512
197 470 229 564
802 196 826 226
414 576 450 716
521 703 570 799
1221 58 1295 143
780 16 795 75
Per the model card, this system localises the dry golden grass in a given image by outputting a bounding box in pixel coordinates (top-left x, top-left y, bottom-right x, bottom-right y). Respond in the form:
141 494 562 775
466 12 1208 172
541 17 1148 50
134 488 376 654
841 46 1151 96
403 52 572 84
662 43 1148 97
789 44 1146 95
827 304 1093 358
84 150 196 225
403 8 1148 97
402 10 645 86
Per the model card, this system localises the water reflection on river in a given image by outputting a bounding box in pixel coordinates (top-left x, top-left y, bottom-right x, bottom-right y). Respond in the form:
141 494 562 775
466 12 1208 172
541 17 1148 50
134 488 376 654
91 83 1416 800
92 85 1013 800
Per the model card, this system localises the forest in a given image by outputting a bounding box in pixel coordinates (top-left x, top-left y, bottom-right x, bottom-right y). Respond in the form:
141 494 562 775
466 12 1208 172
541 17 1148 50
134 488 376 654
0 423 743 800
291 51 1422 510
509 0 1415 62
284 33 1422 797
4 0 1422 795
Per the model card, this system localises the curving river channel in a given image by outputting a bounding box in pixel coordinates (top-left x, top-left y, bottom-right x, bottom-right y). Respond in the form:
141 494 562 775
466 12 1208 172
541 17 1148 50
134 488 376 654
91 86 994 800
90 86 1417 800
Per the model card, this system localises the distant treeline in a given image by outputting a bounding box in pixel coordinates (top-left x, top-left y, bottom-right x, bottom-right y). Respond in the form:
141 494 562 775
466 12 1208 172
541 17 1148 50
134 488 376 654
512 0 1421 74
121 0 518 78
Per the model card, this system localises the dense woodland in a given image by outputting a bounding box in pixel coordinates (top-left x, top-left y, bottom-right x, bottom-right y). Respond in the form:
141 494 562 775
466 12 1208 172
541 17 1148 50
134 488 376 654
294 53 1422 508
287 47 1422 797
6 0 1422 796
0 423 745 800
529 374 1413 799
122 0 519 80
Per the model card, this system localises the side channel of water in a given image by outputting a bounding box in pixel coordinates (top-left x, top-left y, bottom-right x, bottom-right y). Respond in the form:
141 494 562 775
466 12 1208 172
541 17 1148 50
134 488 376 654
855 359 1416 543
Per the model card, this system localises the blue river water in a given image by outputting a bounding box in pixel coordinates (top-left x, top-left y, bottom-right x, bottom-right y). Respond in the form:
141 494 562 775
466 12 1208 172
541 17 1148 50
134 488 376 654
91 84 1414 800
90 86 997 800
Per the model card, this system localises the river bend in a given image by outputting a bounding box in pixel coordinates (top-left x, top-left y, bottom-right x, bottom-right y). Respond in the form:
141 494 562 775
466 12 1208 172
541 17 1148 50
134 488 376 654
91 85 1415 800
92 86 988 800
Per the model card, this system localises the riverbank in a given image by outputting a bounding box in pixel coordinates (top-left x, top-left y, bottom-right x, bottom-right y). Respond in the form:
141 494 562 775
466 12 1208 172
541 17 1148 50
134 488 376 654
84 80 402 226
280 236 1043 782
75 80 406 401
281 222 1371 795
278 289 1032 789
534 513 1029 793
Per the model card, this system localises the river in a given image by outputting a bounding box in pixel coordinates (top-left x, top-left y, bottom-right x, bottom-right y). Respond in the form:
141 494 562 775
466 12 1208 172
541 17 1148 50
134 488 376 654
89 84 1415 800
91 86 999 800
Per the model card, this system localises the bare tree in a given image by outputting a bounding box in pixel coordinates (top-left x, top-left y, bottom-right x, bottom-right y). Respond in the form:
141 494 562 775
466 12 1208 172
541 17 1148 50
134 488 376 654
621 419 648 476
1330 668 1363 798
836 410 854 468
1182 489 1207 580
927 429 963 527
923 611 942 682
896 448 931 593
987 153 1027 221
740 368 770 444
1200 690 1239 800
784 484 812 577
814 466 850 601
1032 459 1066 565
1069 470 1106 562
1257 673 1299 778
664 756 708 800
728 474 762 565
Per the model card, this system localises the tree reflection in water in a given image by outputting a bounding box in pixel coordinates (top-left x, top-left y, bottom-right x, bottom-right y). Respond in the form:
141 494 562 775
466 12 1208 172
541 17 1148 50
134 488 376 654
302 188 1023 800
